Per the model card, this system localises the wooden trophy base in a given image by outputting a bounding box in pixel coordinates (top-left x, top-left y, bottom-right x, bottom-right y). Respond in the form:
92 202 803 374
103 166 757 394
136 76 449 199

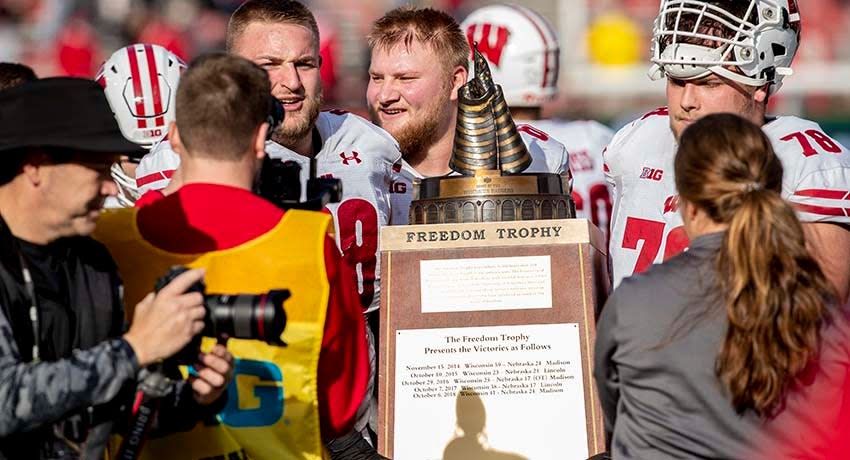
378 219 609 460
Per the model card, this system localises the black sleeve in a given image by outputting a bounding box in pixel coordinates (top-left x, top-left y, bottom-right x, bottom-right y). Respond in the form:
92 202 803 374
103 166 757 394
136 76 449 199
0 306 140 437
594 289 622 450
147 369 229 437
112 268 127 336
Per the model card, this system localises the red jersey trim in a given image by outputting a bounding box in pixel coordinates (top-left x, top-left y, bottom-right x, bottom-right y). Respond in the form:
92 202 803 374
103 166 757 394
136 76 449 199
794 189 850 200
795 203 850 217
136 169 174 187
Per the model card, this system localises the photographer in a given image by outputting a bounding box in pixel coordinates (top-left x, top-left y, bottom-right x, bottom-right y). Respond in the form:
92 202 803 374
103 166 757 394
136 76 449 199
0 78 233 459
94 53 368 459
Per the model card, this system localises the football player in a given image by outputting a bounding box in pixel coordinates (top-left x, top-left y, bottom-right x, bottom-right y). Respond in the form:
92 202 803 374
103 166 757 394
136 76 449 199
133 4 399 450
367 6 570 226
605 0 850 301
462 4 615 240
97 43 186 207
133 1 401 319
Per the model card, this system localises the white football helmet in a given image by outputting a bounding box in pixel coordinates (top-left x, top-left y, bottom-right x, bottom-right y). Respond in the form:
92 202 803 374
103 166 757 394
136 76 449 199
649 0 801 95
96 43 186 149
461 4 559 107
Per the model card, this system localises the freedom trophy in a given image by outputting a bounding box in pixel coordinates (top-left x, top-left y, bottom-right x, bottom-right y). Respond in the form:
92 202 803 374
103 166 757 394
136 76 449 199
378 45 608 460
408 46 575 224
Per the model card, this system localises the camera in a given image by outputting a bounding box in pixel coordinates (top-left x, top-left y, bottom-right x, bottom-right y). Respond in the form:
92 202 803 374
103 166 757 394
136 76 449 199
154 266 289 364
256 95 341 211
258 156 342 211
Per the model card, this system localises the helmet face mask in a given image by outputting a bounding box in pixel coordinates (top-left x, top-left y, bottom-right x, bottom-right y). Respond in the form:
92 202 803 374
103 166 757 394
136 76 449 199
649 0 800 95
461 4 559 108
110 161 141 207
96 44 186 149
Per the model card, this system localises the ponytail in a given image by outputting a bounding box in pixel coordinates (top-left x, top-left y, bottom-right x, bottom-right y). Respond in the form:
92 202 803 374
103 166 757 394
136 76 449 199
675 113 834 416
716 189 831 415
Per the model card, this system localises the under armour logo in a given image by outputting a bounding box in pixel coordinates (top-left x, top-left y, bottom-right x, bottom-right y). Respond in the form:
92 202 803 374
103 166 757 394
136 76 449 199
340 151 362 165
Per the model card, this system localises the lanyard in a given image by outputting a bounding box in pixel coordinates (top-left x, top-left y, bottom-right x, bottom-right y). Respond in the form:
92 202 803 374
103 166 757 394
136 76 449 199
17 252 40 362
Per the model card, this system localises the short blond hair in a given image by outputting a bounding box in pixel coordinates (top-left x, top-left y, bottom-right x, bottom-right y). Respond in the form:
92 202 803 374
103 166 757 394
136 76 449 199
226 0 319 51
176 53 271 160
368 6 469 72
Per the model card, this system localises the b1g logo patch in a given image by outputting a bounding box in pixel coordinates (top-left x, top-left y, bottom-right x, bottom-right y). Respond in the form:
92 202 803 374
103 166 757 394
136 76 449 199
640 167 664 181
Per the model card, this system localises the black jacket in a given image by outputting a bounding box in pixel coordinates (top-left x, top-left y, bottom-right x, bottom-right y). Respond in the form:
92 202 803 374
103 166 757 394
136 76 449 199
0 217 215 459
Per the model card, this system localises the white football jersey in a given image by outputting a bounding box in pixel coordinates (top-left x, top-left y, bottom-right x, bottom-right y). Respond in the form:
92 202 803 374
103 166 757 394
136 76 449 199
528 119 614 240
132 110 402 314
606 107 850 288
390 124 570 225
135 139 179 194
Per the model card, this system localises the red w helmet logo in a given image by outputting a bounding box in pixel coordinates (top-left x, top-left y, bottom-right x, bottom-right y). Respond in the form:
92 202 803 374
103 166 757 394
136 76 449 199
466 23 510 67
340 151 362 166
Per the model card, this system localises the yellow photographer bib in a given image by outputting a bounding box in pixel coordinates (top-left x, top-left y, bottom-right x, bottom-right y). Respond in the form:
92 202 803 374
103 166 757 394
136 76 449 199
95 208 330 460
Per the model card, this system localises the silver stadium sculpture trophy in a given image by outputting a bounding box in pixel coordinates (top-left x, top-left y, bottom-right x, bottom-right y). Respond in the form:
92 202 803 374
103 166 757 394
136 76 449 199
409 46 574 224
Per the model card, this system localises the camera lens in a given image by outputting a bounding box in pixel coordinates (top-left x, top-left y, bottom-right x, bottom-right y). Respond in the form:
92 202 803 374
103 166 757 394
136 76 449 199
205 290 289 345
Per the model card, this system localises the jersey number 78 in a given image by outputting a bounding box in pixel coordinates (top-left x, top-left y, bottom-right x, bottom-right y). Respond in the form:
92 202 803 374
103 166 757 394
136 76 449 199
622 217 689 274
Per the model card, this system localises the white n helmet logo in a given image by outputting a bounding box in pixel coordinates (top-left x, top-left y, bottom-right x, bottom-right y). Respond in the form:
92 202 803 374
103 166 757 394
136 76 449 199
466 23 510 67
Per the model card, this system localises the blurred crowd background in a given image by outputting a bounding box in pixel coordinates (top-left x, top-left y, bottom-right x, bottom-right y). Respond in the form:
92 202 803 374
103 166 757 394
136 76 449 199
3 0 850 141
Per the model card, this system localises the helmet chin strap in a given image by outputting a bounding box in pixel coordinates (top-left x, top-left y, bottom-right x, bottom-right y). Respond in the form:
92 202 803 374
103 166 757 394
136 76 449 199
110 162 141 207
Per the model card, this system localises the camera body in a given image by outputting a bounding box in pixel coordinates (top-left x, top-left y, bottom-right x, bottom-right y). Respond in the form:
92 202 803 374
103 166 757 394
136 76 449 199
256 98 341 211
154 266 289 364
258 156 342 211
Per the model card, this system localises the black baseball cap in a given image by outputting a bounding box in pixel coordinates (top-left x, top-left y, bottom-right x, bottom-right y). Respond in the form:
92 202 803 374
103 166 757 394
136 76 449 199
0 77 145 157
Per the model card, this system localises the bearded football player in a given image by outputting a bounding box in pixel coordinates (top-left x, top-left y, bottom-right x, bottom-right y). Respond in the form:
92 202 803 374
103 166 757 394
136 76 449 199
366 6 571 226
132 1 400 454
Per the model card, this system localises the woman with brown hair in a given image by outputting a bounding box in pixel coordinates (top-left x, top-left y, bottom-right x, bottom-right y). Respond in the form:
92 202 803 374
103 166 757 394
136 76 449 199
594 113 850 459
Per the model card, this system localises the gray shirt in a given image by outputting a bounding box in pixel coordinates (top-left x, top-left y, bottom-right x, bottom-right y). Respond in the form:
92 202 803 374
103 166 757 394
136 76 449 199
594 231 850 459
